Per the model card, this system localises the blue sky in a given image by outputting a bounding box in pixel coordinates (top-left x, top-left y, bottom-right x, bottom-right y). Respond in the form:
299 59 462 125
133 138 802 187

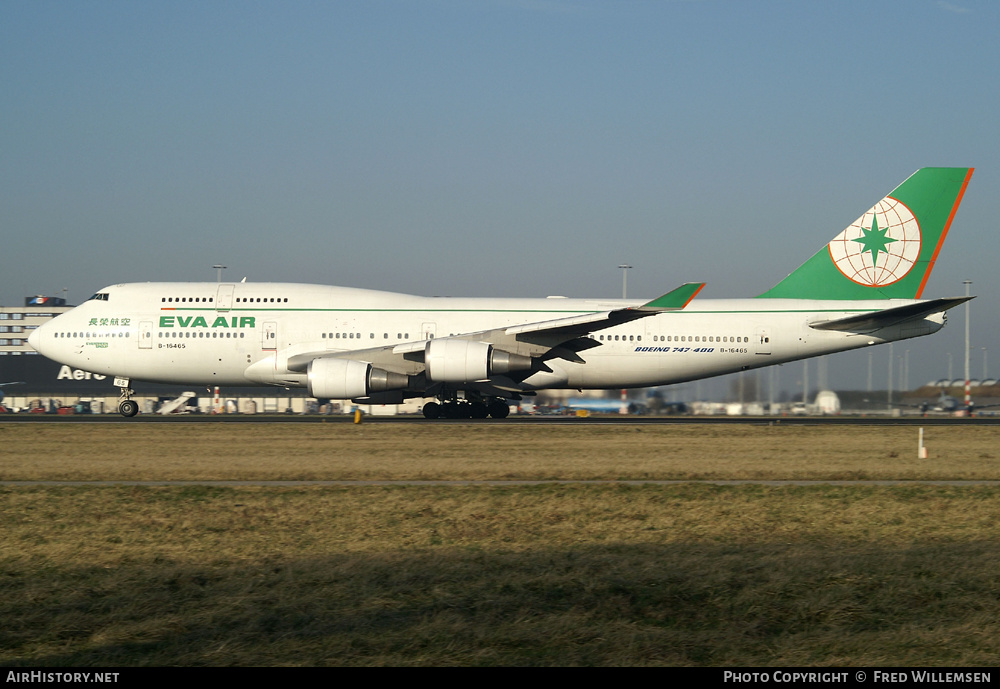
2 0 997 395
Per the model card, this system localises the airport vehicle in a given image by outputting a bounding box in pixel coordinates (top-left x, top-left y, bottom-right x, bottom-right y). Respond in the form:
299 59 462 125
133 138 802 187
566 397 638 415
28 168 974 418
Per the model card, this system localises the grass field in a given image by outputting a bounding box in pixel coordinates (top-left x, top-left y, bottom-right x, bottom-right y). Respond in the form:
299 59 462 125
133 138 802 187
2 423 999 666
3 423 999 481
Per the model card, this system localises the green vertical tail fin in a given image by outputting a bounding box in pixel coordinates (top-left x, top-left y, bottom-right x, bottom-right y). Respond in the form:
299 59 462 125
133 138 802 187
757 167 974 300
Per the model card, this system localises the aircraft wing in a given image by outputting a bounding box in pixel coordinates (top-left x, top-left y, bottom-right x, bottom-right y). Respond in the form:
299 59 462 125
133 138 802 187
0 381 24 405
411 282 704 354
505 282 703 338
808 297 972 333
285 283 704 374
968 401 1000 411
891 397 1000 413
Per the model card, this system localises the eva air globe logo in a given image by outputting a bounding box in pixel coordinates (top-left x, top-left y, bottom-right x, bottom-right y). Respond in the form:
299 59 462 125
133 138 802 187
827 197 921 287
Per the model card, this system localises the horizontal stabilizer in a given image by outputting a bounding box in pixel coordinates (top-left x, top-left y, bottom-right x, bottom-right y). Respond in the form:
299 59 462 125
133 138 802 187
809 297 972 333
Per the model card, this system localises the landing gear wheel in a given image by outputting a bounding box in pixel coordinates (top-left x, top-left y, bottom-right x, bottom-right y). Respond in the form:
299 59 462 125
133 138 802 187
422 402 441 419
442 401 470 419
119 399 139 417
488 401 510 419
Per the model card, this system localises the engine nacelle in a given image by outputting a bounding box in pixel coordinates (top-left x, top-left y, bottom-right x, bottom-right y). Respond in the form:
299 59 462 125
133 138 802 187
307 358 409 399
424 339 532 383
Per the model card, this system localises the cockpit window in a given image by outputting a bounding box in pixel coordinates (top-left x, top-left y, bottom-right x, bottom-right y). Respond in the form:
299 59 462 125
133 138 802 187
88 293 110 301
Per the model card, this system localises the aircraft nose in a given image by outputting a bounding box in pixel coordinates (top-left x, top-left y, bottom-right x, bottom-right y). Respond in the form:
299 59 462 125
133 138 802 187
28 321 49 354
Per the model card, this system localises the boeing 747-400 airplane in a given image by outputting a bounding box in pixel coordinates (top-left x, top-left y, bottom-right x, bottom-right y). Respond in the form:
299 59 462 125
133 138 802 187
28 167 974 418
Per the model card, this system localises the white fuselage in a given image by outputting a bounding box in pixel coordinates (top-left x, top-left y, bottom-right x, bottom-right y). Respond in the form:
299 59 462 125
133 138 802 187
28 282 944 393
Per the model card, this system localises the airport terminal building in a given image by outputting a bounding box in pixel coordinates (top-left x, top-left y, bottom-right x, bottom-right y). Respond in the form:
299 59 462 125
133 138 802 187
0 296 71 384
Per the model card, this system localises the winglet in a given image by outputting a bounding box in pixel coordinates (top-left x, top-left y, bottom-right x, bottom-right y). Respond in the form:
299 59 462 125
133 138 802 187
638 282 705 311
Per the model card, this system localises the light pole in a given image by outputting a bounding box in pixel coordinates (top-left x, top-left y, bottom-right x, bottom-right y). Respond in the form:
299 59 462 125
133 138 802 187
905 349 909 391
768 366 775 410
983 347 988 380
803 360 809 406
888 342 894 411
213 265 227 283
618 265 632 300
617 264 633 413
964 280 972 409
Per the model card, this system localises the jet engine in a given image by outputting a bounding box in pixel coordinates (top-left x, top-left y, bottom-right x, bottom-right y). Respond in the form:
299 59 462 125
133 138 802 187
424 339 532 383
307 358 409 399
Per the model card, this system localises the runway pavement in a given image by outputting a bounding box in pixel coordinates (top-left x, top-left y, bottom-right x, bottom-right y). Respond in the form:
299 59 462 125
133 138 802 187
2 413 1000 425
5 479 1000 487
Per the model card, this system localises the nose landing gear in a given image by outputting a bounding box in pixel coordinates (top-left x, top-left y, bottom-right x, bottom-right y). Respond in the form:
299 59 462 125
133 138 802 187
115 376 139 417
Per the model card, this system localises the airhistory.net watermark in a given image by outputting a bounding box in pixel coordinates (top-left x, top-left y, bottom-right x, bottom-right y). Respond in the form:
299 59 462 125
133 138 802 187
6 673 119 683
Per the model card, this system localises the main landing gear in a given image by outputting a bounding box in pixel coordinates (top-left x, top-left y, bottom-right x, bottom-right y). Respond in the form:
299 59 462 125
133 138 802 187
422 396 510 420
115 377 139 417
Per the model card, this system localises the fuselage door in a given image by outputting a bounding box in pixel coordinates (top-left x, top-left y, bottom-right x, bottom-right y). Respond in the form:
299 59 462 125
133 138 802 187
216 284 234 312
754 326 771 355
139 321 153 350
262 321 277 351
644 317 659 343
